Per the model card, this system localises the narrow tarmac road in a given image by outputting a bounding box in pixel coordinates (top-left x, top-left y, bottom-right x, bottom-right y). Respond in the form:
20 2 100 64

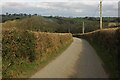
31 38 108 78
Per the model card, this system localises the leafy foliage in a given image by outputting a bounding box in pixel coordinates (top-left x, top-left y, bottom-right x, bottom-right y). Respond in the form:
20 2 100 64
2 28 73 78
2 28 36 77
74 28 120 78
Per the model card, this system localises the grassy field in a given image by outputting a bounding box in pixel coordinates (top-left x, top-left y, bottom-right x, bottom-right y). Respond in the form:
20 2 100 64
2 16 118 34
73 28 120 78
2 16 59 33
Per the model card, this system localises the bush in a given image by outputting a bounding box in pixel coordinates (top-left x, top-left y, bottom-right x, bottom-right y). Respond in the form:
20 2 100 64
2 28 73 78
73 28 120 78
33 32 73 61
2 28 36 77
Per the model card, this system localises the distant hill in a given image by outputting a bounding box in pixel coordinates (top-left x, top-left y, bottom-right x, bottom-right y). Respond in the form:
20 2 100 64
2 15 119 33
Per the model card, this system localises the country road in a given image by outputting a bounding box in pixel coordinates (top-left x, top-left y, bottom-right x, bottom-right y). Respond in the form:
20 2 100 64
31 37 108 78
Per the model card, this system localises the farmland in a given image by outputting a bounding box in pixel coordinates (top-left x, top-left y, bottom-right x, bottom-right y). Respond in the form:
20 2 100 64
2 15 120 78
2 15 119 33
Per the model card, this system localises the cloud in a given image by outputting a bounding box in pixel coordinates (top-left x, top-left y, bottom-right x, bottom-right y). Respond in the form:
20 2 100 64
1 1 118 17
1 0 119 2
1 0 69 2
1 0 27 2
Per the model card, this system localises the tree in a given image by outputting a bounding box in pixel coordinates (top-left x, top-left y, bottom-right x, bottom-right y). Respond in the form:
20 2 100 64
33 14 37 16
6 12 8 15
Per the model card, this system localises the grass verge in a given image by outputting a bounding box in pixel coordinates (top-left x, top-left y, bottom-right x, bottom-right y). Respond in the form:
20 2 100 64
86 40 118 78
3 39 73 78
73 28 120 78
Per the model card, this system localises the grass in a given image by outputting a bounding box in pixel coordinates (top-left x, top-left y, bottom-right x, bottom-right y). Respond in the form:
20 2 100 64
2 27 73 78
2 28 36 78
73 28 120 78
86 40 118 78
2 16 73 78
3 39 73 78
2 16 110 34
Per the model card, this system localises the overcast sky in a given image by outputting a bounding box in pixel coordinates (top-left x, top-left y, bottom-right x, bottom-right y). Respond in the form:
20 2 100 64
0 0 119 17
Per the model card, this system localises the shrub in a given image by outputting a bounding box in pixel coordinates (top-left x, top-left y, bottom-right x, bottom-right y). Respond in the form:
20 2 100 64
2 28 73 78
2 28 36 77
73 28 120 78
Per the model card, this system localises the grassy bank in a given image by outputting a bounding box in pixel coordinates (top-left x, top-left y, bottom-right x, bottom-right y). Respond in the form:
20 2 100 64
73 28 120 78
2 28 73 78
2 16 111 34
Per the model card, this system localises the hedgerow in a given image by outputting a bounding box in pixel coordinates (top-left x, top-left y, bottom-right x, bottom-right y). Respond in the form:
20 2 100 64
73 28 120 78
2 28 73 78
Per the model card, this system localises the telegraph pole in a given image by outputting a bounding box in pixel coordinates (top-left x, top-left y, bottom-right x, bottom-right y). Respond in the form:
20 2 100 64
68 28 70 33
100 0 103 29
82 22 85 34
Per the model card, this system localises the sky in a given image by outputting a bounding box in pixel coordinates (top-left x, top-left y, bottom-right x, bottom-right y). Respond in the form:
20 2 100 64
0 0 119 17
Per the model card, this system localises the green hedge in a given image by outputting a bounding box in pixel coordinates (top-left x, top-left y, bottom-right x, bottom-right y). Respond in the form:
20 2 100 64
2 28 73 78
2 29 36 77
73 28 120 78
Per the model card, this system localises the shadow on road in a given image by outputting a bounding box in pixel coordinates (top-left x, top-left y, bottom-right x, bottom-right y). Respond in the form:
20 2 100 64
69 39 108 78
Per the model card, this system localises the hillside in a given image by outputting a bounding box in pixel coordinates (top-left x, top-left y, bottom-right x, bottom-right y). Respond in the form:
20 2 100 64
2 16 119 34
2 15 120 78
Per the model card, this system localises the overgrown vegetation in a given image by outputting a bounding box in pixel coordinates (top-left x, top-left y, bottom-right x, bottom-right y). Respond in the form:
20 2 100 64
2 15 119 78
73 28 120 78
2 29 72 78
2 27 73 78
2 15 73 78
1 15 31 23
2 16 119 34
2 28 36 77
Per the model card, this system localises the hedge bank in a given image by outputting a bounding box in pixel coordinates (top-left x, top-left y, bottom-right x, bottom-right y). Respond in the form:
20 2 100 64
2 28 73 78
73 28 120 78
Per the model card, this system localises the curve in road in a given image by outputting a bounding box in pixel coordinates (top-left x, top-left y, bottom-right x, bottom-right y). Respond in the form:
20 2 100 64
31 38 108 78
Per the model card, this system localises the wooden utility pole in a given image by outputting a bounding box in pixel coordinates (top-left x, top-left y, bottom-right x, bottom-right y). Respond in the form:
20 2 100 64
68 28 70 33
100 0 103 29
82 22 85 34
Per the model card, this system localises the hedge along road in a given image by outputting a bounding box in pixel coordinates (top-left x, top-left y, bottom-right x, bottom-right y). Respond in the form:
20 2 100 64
31 37 108 78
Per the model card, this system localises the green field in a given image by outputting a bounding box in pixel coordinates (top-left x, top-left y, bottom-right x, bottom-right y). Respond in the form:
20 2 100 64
2 15 119 78
2 15 119 34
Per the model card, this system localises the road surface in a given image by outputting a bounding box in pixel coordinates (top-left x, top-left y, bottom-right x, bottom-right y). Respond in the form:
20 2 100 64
31 38 108 78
